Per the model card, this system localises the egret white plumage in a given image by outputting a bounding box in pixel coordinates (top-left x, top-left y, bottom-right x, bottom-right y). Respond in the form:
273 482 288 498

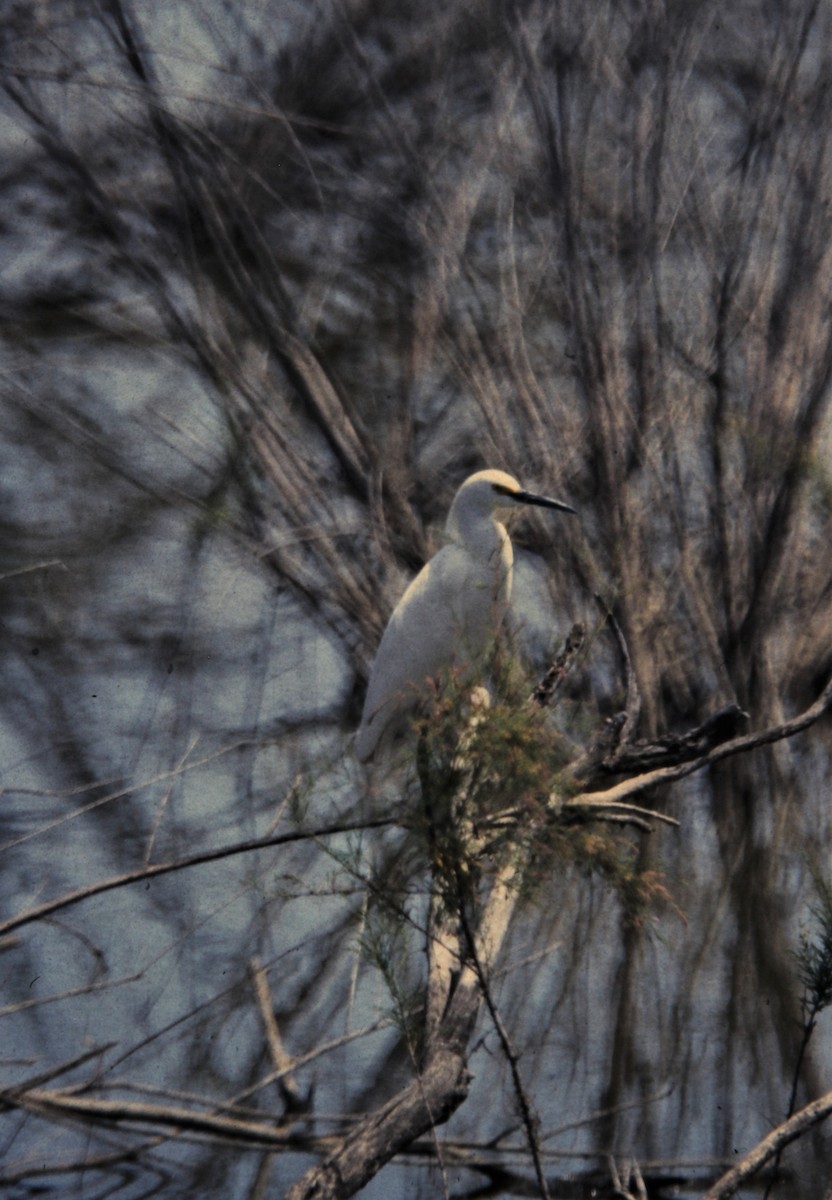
355 469 575 761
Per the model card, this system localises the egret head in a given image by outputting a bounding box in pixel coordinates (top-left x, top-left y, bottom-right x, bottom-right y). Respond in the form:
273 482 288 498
446 469 575 540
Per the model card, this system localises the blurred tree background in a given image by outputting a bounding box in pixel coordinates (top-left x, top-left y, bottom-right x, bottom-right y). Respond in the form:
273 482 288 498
1 0 832 1196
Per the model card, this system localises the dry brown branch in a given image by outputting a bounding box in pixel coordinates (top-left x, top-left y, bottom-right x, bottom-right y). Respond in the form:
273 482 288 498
568 699 750 789
700 1089 832 1200
561 799 680 831
284 1043 470 1200
598 705 750 776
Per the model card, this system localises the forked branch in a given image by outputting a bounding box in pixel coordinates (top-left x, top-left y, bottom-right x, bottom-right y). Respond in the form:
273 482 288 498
571 672 832 810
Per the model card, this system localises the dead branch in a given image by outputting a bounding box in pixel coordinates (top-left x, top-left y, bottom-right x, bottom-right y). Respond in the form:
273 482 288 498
571 672 832 810
561 798 680 830
700 1088 832 1200
283 1024 473 1200
561 601 748 785
600 705 750 775
3 1087 310 1148
568 703 750 786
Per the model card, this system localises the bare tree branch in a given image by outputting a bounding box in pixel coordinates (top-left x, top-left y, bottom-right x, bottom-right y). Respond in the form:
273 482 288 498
701 1089 832 1200
3 1087 314 1149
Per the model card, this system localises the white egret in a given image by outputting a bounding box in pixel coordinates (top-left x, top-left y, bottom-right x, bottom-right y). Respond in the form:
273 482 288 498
355 468 575 761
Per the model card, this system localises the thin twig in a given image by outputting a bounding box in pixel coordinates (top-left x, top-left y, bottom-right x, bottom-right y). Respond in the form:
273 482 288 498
249 958 303 1109
1 1044 115 1099
0 559 68 581
564 799 680 828
4 1088 315 1148
595 596 641 746
0 815 398 939
456 888 551 1200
